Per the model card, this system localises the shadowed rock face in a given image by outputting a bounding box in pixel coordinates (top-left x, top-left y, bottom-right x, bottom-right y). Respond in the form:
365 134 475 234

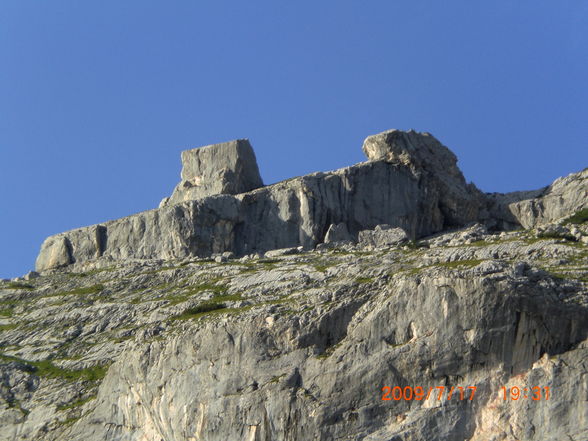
35 130 487 271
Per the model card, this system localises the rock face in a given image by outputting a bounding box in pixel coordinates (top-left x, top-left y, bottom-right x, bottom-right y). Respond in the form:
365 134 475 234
36 130 488 271
508 168 588 228
362 129 482 227
164 139 264 206
484 168 588 230
4 129 588 440
3 223 588 441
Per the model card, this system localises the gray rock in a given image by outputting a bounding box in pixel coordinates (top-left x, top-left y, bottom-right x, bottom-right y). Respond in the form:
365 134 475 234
4 221 588 441
221 251 235 260
35 236 73 271
158 196 170 208
426 223 489 248
163 139 264 206
536 223 574 240
324 223 353 244
35 130 486 271
23 271 39 281
264 247 300 258
490 168 588 229
362 129 486 228
358 224 409 248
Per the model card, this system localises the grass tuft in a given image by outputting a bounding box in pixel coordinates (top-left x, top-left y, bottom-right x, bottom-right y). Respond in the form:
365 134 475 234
436 259 485 269
57 395 97 411
355 277 374 284
406 240 427 249
564 208 588 225
170 292 244 320
536 232 577 242
0 323 18 332
0 353 109 381
6 282 34 290
47 284 105 297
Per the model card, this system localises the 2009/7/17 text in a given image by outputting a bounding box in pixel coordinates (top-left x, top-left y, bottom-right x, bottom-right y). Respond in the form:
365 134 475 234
381 386 477 401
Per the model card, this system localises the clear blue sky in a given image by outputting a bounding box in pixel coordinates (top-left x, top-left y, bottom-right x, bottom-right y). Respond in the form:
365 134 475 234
1 1 587 278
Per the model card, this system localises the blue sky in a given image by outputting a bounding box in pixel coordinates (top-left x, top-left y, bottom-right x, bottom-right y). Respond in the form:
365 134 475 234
1 1 587 278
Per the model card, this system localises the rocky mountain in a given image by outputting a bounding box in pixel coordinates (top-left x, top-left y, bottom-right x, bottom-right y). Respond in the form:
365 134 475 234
2 130 587 441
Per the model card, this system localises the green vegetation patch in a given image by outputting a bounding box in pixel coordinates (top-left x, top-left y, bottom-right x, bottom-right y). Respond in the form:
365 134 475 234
47 284 105 297
0 299 21 319
544 268 588 283
0 323 18 332
172 302 227 320
5 282 34 290
6 397 30 416
536 231 577 242
436 259 485 269
170 291 245 320
139 265 181 276
57 395 97 411
58 415 82 427
314 261 338 272
316 341 343 360
74 266 117 277
467 240 492 247
0 353 109 381
269 374 286 384
171 304 251 321
406 240 427 249
184 281 228 296
564 208 588 225
355 277 374 284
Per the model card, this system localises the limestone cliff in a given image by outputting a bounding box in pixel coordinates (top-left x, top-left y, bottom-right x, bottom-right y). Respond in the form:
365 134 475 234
35 130 586 273
2 129 588 441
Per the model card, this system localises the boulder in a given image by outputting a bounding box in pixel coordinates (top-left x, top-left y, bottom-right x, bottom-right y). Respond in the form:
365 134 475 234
164 139 263 206
535 224 575 241
35 236 73 271
23 271 40 280
324 223 353 244
358 224 408 248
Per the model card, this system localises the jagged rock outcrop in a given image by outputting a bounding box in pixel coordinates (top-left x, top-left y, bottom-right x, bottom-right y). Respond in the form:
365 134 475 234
508 168 588 228
161 139 263 207
485 168 588 230
36 130 488 271
362 129 484 227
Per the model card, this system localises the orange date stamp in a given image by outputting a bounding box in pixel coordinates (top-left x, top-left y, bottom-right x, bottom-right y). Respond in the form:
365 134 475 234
501 386 550 400
381 386 477 401
381 386 551 402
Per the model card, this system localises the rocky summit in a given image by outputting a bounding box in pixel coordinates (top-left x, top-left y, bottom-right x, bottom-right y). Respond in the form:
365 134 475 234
2 129 588 441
